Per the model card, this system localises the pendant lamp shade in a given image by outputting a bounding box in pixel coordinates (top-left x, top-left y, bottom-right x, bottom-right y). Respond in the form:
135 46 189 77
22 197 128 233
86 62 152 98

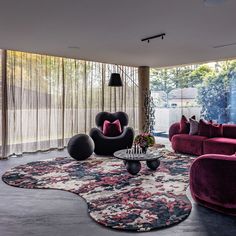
108 73 123 86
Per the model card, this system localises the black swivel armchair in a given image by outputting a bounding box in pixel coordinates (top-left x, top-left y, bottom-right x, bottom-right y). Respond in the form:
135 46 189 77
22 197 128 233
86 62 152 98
89 111 134 155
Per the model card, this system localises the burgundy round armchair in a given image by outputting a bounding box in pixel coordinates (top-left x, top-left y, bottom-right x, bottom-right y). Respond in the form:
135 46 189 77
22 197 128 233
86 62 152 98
190 154 236 216
89 111 134 155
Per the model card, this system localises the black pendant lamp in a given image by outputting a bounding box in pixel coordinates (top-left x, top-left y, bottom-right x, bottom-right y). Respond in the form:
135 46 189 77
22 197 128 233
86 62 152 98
108 73 123 86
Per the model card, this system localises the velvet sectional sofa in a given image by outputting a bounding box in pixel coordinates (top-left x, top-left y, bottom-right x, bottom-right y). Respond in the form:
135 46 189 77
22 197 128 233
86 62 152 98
169 122 236 156
170 118 236 216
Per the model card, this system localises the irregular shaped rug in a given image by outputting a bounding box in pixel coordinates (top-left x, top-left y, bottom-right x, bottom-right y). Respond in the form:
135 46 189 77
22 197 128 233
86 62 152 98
2 150 195 232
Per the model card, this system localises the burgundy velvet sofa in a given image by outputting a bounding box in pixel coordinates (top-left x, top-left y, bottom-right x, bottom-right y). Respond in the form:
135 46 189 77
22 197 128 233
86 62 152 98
190 154 236 216
169 122 236 156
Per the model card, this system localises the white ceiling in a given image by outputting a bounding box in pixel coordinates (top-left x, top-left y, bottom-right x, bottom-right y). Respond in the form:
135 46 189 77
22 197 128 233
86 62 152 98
0 0 236 68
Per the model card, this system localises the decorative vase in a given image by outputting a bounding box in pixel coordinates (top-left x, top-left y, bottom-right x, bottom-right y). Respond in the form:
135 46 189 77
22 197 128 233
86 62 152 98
141 146 148 154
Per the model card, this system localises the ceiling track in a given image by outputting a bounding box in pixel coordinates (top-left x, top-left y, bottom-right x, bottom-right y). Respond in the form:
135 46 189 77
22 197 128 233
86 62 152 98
213 42 236 49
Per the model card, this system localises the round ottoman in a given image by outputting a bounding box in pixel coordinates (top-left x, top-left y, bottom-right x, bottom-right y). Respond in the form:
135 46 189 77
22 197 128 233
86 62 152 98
67 134 94 160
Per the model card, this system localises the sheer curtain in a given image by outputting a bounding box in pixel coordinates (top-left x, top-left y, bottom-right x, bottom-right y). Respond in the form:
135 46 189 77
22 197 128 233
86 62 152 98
2 50 138 157
0 50 2 157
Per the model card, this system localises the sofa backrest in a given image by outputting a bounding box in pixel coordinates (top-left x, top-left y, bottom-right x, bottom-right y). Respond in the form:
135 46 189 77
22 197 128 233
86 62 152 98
222 124 236 139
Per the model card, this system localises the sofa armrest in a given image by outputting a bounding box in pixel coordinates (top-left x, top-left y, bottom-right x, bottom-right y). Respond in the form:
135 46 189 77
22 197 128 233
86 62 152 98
169 122 180 141
190 154 236 215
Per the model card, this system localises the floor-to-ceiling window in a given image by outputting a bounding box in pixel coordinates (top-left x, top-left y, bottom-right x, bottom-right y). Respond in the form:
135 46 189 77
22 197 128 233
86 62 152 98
0 50 138 158
151 60 236 136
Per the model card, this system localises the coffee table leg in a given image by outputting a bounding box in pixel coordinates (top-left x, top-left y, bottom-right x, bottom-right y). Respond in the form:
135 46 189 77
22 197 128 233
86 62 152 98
146 159 160 170
125 161 141 175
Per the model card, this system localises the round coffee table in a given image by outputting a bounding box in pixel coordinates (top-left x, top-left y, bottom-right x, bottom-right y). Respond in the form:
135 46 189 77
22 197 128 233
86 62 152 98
113 149 163 175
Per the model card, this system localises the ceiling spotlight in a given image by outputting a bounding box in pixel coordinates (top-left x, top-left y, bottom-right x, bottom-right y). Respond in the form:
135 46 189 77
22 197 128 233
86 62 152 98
203 0 226 6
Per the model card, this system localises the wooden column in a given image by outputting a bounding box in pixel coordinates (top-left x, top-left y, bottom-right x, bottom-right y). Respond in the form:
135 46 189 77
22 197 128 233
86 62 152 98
138 66 150 132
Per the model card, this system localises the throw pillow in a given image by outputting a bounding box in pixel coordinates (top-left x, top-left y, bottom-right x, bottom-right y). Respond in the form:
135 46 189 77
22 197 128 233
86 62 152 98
179 115 189 134
179 115 196 134
103 119 122 137
198 119 211 137
189 118 199 135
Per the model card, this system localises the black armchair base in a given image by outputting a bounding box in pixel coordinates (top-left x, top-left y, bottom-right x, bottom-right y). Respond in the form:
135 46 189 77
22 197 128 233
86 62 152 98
90 127 134 156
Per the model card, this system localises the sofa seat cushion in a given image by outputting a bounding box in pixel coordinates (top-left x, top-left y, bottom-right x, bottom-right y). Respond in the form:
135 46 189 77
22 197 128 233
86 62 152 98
204 138 236 155
172 134 208 156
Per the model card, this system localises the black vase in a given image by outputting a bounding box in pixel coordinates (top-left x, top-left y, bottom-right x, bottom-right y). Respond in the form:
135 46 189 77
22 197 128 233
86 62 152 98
141 146 148 154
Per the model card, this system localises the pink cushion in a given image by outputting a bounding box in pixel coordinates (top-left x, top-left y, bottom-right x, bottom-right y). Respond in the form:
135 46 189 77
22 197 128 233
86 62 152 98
204 137 236 155
179 115 189 134
179 115 196 134
102 119 122 137
172 134 208 156
223 124 236 139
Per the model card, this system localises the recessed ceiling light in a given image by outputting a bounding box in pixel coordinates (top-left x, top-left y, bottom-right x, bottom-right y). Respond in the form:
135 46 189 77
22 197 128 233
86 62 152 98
68 46 80 50
203 0 226 6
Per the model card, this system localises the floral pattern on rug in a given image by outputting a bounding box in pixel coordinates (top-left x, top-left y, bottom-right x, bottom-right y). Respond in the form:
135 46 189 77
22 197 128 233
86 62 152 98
2 150 195 232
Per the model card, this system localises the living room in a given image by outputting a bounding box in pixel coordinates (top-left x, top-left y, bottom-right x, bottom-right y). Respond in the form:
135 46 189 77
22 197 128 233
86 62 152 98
0 1 236 236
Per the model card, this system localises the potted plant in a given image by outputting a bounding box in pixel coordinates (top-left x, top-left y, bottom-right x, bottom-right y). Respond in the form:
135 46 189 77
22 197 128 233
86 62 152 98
134 133 155 153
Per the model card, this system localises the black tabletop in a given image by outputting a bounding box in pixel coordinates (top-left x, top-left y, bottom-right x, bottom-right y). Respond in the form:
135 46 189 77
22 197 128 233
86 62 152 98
113 149 163 161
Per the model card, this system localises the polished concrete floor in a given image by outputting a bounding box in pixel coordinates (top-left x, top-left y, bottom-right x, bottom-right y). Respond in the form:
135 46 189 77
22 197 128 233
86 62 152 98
0 139 236 236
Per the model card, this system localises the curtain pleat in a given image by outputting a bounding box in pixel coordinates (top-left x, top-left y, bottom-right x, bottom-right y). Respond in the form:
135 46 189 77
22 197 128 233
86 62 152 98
1 50 8 159
0 50 139 158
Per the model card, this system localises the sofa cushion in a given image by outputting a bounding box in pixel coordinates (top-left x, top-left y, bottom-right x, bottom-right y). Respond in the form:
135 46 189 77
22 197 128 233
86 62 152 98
172 134 208 156
223 124 236 139
198 119 211 137
189 118 199 135
179 115 190 134
102 119 122 137
211 123 222 137
204 137 236 155
179 115 196 134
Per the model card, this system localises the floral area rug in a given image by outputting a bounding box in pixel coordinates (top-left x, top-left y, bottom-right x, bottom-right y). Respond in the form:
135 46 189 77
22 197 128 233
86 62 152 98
2 150 195 232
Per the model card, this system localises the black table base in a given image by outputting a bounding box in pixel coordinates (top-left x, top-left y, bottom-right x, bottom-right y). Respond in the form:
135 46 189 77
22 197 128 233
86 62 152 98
114 149 162 176
125 159 160 175
147 159 160 170
125 161 141 175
